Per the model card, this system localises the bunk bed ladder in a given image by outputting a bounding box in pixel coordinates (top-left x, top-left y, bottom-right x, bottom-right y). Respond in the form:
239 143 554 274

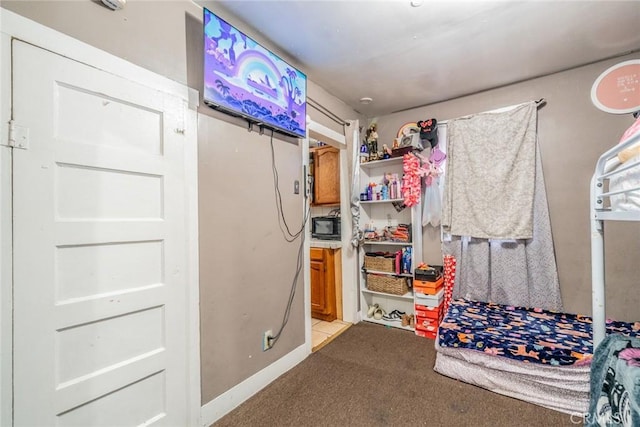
590 131 640 350
590 174 606 349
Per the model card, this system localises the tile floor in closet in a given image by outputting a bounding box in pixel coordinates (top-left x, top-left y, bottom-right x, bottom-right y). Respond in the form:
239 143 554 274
311 318 351 352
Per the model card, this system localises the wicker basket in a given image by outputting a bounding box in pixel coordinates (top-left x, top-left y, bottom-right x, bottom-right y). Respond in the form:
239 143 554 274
364 254 395 273
366 273 409 295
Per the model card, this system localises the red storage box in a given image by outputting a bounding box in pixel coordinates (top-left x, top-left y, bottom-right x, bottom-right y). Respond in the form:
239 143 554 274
415 316 438 332
414 316 438 339
415 328 438 339
415 303 442 321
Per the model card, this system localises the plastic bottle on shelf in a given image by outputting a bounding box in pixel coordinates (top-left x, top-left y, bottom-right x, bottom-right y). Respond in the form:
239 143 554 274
360 141 370 163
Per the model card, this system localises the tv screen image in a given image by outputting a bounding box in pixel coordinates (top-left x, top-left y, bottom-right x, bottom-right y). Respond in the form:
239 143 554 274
203 8 307 138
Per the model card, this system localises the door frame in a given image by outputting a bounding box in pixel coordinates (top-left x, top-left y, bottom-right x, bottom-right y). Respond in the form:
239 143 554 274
0 9 201 426
305 120 359 343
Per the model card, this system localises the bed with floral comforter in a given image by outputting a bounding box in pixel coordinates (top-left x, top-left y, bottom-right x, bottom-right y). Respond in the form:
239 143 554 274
434 298 640 414
438 299 640 366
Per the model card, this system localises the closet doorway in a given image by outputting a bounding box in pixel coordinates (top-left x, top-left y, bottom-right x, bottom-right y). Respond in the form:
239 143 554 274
305 120 357 352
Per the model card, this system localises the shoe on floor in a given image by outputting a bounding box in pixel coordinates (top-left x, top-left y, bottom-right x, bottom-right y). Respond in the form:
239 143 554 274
401 313 411 326
382 309 405 322
367 303 379 318
373 307 386 320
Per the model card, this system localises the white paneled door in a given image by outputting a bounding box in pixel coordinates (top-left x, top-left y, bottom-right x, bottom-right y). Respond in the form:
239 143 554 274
12 40 190 426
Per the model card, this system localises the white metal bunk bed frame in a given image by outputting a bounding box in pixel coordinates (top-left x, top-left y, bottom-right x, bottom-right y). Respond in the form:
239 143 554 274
590 131 640 348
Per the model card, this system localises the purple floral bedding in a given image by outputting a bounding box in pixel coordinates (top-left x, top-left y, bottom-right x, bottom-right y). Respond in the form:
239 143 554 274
438 299 640 366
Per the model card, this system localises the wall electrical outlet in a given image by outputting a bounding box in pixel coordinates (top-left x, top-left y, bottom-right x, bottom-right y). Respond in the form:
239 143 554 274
262 330 273 351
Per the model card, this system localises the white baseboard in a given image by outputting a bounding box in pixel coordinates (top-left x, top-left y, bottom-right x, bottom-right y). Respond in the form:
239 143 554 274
200 343 309 427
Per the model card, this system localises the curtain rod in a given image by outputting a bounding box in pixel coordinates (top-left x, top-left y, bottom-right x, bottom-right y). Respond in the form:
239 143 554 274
307 97 350 127
437 99 546 125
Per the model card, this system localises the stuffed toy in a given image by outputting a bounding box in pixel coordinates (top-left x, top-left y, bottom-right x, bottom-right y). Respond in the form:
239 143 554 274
417 118 438 148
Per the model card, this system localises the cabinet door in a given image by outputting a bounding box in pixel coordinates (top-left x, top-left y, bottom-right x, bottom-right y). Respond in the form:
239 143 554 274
313 146 340 205
310 248 337 321
310 257 327 315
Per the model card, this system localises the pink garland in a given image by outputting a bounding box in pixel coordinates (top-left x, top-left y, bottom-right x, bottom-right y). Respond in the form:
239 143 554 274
401 153 428 207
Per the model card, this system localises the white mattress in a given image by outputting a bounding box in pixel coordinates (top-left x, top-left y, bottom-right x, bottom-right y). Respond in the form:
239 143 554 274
610 153 640 211
434 341 590 415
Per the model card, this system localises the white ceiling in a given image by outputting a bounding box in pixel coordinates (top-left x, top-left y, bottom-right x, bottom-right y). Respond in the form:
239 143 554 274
212 1 640 118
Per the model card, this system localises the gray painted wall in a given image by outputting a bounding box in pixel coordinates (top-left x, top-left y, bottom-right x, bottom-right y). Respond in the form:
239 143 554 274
4 0 638 409
1 0 361 404
374 53 640 322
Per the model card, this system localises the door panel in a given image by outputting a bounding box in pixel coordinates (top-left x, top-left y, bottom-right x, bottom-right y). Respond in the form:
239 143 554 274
310 258 327 314
56 371 166 427
12 40 188 426
313 146 340 205
55 162 163 220
55 81 164 156
55 240 163 301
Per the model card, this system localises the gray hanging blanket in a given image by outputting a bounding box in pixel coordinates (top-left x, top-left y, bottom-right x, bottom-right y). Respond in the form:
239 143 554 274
442 102 537 239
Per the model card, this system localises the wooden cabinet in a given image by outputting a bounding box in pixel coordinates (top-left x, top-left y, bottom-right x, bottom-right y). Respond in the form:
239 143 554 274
310 247 337 321
311 146 340 206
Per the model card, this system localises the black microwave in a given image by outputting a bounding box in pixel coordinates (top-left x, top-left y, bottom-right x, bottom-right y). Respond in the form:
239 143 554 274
312 216 341 240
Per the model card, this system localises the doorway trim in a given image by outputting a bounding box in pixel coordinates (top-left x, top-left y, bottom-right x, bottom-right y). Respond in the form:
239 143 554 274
305 120 359 339
0 9 201 426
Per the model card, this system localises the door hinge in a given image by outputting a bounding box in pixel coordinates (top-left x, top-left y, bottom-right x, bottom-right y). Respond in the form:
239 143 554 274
3 120 29 149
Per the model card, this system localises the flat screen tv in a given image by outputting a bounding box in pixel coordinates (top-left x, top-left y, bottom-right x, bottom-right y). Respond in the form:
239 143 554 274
203 8 307 138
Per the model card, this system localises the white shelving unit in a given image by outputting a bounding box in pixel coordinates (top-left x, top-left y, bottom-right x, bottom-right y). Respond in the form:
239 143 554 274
358 156 423 331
